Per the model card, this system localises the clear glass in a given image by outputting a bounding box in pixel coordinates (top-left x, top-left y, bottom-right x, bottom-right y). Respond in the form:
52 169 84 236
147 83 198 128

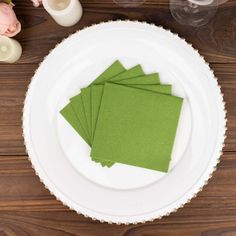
113 0 146 7
170 0 218 27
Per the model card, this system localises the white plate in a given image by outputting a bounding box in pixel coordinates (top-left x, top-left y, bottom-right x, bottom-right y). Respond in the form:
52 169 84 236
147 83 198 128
23 21 226 224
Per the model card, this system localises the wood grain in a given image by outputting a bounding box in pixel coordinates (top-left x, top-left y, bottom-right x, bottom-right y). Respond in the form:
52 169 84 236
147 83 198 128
0 153 235 210
0 153 236 235
12 0 236 64
0 0 235 235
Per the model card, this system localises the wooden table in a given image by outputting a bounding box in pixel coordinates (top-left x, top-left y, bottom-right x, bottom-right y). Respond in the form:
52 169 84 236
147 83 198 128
0 0 235 235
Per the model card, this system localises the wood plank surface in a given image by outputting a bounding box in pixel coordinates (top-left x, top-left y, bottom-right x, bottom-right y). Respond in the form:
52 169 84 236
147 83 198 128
0 152 236 235
13 0 236 64
0 0 235 235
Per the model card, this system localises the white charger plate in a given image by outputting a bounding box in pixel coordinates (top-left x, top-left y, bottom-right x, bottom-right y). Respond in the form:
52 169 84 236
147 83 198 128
23 21 226 224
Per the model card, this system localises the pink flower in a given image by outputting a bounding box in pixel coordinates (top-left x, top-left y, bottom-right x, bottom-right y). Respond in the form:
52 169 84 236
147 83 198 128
31 0 42 7
0 3 21 37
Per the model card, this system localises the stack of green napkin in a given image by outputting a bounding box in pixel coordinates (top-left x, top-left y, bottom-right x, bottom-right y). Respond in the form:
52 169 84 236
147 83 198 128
60 60 183 172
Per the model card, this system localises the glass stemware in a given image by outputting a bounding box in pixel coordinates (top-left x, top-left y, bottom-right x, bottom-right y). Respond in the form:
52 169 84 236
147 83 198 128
170 0 218 27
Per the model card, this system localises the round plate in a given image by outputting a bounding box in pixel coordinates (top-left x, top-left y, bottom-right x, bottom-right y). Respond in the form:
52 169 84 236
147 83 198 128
23 21 226 224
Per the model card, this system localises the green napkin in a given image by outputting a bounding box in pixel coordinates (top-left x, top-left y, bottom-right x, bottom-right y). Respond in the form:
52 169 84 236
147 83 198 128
89 72 161 167
127 84 171 93
91 83 183 172
107 64 144 83
113 74 161 85
90 73 161 139
88 65 145 139
60 61 178 171
67 60 127 143
61 63 165 166
89 65 159 167
70 95 90 139
80 88 91 136
92 60 126 85
91 84 172 141
70 67 160 144
60 104 90 145
91 83 172 167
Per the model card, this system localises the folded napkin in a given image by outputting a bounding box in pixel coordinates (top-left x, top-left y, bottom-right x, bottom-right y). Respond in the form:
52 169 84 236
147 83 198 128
69 60 126 141
91 84 172 142
91 83 172 167
60 61 183 172
70 67 162 145
61 61 126 146
91 83 183 172
87 64 145 139
60 104 90 145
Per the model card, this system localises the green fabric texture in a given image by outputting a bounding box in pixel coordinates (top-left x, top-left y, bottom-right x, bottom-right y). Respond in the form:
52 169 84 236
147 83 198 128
91 83 183 172
61 63 165 166
128 84 172 94
90 66 157 138
90 65 145 138
69 60 127 143
91 84 172 142
90 74 162 141
69 66 143 145
91 84 172 167
70 95 90 140
81 87 92 137
60 61 183 172
92 60 126 85
90 66 161 167
114 73 160 85
109 65 144 82
90 71 161 167
89 65 161 167
69 66 161 145
60 105 90 145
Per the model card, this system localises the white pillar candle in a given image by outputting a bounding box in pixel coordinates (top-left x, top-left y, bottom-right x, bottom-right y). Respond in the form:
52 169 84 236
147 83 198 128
0 36 22 63
42 0 83 27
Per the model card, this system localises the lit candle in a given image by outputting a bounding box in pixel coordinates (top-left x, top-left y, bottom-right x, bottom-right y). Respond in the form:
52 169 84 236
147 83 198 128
0 36 22 63
42 0 83 27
